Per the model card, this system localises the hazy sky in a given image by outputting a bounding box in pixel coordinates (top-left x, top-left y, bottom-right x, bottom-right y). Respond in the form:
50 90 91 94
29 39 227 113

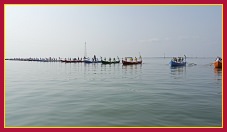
5 5 222 58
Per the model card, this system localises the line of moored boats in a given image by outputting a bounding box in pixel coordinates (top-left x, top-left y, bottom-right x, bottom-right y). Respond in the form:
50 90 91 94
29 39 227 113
5 55 222 68
5 55 143 65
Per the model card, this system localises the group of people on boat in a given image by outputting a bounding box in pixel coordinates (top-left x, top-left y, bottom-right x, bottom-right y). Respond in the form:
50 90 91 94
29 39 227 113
124 56 142 62
215 56 222 62
172 56 186 63
172 57 184 63
91 55 99 62
65 57 83 61
83 55 100 62
102 57 120 62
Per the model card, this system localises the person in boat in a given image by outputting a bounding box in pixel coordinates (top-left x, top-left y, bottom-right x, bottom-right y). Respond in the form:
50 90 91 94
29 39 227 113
100 57 102 61
178 57 181 62
104 57 106 61
139 55 142 61
173 57 177 62
94 55 96 62
130 57 133 62
135 57 137 62
109 58 111 62
125 57 127 61
113 58 116 62
216 56 222 62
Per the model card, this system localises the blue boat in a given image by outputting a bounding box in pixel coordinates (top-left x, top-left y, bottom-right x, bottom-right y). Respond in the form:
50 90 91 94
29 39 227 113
169 60 186 67
169 55 186 67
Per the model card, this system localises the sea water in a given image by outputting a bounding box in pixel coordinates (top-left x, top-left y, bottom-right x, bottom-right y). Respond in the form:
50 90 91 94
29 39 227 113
5 57 222 127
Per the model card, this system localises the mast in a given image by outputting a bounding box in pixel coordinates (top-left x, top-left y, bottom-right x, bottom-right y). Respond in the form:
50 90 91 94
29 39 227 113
84 41 87 58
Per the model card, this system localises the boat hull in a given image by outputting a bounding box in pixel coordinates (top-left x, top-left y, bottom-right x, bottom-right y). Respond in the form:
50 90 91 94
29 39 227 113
101 60 120 64
122 60 142 65
84 60 101 63
169 61 186 67
214 61 222 68
61 60 83 63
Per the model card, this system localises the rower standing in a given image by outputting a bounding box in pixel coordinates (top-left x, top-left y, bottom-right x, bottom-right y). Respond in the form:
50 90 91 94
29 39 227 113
94 55 96 62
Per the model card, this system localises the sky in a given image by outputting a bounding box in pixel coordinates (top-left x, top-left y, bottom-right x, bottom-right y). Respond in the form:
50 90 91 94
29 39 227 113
5 5 222 58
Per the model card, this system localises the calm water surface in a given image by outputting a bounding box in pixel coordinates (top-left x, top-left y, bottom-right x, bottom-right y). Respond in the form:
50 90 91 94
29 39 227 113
6 57 222 127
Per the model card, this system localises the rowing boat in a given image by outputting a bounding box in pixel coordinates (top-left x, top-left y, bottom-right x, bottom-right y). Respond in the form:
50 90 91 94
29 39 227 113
101 60 120 64
122 56 142 65
214 61 222 68
169 55 186 67
169 60 186 67
84 60 101 63
122 60 142 65
61 60 83 63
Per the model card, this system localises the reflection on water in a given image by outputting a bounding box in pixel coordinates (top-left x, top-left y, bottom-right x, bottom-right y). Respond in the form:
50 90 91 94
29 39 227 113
170 66 186 79
121 64 142 80
122 64 142 70
100 63 121 72
170 66 186 74
214 68 222 76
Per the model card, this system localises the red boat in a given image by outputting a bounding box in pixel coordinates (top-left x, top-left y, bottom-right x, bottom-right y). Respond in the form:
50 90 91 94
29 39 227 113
214 61 222 68
213 57 222 68
122 60 142 65
122 57 142 65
